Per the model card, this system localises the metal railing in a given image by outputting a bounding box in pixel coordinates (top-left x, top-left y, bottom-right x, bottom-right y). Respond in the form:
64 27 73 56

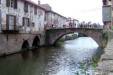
44 24 103 30
1 24 22 31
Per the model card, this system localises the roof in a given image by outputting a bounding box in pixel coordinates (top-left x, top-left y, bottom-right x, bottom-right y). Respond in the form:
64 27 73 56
24 0 48 11
24 0 67 19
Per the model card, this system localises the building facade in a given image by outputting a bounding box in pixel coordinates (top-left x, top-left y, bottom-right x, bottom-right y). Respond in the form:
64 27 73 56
0 0 70 34
102 0 112 30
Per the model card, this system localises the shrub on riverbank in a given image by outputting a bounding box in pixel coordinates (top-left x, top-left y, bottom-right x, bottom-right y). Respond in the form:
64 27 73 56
56 38 65 46
65 34 78 40
92 47 104 67
56 34 78 46
102 31 109 44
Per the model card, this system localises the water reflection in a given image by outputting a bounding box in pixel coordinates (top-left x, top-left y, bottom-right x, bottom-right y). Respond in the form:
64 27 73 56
0 37 99 75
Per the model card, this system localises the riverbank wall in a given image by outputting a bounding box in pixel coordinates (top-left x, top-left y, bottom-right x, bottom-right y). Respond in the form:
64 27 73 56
94 31 113 75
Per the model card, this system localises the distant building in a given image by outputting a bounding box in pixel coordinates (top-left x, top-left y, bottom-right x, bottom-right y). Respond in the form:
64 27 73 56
102 0 112 30
65 17 79 28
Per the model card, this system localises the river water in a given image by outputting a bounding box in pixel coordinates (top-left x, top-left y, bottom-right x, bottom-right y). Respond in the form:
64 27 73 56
0 37 99 75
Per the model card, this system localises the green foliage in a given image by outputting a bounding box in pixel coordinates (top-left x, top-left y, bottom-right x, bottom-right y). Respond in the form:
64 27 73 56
75 72 79 75
75 62 90 75
78 34 87 37
72 34 78 39
92 62 97 67
102 31 109 43
112 26 113 30
59 38 65 42
56 38 65 46
92 56 98 67
56 34 78 46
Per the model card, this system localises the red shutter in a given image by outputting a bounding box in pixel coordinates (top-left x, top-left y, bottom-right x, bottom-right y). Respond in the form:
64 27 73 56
26 3 28 12
24 2 26 12
14 16 16 29
6 15 9 30
23 17 24 26
14 0 17 9
6 0 10 7
28 18 30 26
24 2 28 13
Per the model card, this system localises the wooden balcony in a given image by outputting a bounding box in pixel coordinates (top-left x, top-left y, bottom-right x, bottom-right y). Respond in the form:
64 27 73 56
1 25 20 34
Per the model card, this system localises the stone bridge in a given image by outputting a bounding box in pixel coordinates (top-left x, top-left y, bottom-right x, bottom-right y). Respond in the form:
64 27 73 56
0 28 106 56
45 28 105 46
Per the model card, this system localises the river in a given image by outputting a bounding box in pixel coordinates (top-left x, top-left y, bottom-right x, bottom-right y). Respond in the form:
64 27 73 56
0 37 99 75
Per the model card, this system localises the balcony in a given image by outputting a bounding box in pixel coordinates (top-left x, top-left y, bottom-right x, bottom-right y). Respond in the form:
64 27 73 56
1 25 20 34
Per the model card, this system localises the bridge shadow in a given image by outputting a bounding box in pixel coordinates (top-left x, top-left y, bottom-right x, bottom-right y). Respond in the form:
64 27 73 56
21 40 29 51
32 36 40 49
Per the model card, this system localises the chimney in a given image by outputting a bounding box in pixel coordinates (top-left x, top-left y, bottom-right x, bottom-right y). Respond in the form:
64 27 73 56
38 0 40 5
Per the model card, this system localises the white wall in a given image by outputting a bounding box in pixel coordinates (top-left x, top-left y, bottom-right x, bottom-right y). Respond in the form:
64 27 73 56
45 12 66 28
1 0 45 33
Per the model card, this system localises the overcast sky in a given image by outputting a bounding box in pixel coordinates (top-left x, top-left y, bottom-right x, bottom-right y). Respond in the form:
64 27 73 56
32 0 103 24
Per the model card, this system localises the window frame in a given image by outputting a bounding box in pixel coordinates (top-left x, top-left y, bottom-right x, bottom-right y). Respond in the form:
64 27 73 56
6 15 16 30
6 0 17 9
24 2 28 13
34 6 37 15
23 17 30 26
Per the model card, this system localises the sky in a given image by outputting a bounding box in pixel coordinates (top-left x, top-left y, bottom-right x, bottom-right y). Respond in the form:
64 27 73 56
32 0 103 24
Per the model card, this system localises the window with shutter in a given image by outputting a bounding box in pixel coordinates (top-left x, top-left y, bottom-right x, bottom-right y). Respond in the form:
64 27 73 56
14 0 17 9
34 6 37 15
6 15 16 30
23 18 29 26
6 15 9 30
24 2 28 13
6 0 10 7
7 0 17 9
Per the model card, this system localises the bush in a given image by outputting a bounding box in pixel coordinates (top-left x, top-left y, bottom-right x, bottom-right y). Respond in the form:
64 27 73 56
102 31 109 43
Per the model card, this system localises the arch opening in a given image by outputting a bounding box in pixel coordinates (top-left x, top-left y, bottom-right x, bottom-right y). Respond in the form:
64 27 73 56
53 32 99 46
54 32 75 45
32 36 40 48
21 40 29 51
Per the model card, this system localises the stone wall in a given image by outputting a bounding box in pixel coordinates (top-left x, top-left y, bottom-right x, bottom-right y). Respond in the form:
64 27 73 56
0 33 45 56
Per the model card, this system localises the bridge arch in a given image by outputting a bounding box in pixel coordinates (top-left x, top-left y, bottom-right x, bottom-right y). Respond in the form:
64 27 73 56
46 28 105 46
32 36 40 48
54 32 89 45
21 40 29 51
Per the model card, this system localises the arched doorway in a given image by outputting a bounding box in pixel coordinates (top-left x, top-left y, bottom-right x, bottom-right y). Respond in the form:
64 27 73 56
21 40 29 51
32 36 40 48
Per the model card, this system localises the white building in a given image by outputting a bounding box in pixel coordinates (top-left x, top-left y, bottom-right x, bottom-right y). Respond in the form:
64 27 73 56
0 0 78 33
0 0 47 33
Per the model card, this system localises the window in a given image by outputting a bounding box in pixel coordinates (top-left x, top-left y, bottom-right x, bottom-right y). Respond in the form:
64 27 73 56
34 6 37 15
10 0 15 7
23 18 29 26
24 2 28 13
6 15 16 30
32 23 35 27
6 0 17 9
